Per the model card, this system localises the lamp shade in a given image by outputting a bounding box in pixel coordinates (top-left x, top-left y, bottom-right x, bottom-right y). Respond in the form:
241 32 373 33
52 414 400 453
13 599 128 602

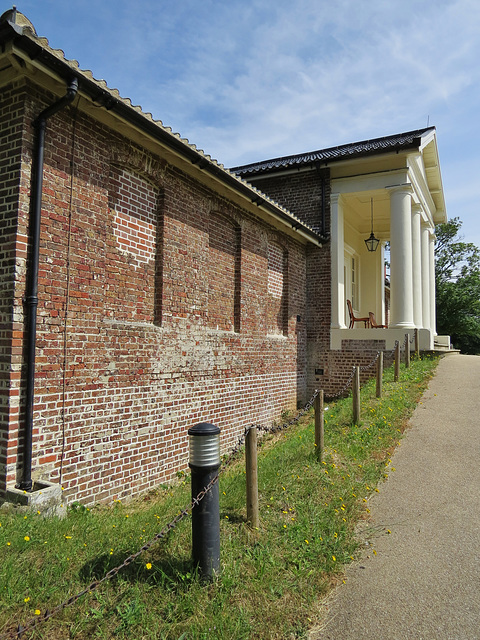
188 422 221 467
365 232 380 252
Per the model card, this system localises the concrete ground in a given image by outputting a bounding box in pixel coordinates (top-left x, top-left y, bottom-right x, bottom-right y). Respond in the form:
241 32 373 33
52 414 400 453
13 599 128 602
311 353 480 640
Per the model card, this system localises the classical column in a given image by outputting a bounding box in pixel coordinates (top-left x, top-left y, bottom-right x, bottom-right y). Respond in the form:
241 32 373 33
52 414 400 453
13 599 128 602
331 193 346 328
429 233 436 335
411 204 423 328
421 224 431 330
388 185 415 329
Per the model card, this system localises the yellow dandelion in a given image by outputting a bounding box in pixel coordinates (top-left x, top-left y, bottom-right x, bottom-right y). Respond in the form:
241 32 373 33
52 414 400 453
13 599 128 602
35 610 41 616
24 536 30 542
146 563 152 570
332 555 336 561
7 542 11 546
24 597 30 603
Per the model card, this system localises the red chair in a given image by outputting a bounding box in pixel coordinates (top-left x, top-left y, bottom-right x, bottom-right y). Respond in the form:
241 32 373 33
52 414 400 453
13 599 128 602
369 312 387 328
347 299 369 328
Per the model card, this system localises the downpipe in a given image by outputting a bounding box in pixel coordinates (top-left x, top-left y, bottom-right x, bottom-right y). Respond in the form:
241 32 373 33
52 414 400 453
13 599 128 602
19 78 78 491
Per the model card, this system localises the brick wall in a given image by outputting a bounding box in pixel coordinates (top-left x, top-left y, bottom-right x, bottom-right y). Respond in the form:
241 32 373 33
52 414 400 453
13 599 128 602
252 168 328 235
1 82 308 504
0 80 32 495
243 166 393 397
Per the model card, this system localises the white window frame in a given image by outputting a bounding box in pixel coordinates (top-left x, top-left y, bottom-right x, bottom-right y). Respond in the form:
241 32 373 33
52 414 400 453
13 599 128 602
344 245 361 316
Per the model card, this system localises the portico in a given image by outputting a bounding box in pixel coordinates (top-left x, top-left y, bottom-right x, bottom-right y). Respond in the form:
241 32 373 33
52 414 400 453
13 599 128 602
329 128 446 351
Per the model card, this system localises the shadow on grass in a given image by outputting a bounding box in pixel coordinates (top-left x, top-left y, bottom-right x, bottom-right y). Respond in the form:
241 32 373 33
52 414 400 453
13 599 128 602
79 549 196 591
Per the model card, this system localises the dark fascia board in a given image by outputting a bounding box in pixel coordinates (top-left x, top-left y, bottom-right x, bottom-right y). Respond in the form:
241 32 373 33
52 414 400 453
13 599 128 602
0 16 324 245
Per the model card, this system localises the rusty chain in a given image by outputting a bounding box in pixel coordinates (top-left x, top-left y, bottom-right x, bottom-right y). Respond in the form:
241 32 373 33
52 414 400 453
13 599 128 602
2 389 319 639
1 473 221 640
2 334 417 638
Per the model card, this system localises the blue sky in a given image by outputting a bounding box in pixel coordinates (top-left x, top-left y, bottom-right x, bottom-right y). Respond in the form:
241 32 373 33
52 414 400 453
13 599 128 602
11 0 480 247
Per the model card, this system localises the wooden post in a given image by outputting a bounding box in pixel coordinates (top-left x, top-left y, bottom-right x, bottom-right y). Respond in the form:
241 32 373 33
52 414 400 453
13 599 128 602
352 366 361 425
405 334 410 368
415 328 420 359
314 390 324 462
394 342 400 382
376 351 383 398
245 426 259 529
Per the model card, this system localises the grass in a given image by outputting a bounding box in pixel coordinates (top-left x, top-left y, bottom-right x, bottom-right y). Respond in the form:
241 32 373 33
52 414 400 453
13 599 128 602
0 355 439 640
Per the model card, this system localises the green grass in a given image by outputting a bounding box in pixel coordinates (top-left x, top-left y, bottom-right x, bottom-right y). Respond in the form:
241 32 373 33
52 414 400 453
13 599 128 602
0 355 439 640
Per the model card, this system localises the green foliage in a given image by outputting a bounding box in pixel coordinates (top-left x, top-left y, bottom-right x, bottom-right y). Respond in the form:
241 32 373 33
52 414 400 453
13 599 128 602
0 356 439 639
435 217 480 354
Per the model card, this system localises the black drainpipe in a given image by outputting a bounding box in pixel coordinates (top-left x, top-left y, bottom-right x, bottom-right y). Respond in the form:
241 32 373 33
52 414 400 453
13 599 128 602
19 78 78 491
315 164 327 238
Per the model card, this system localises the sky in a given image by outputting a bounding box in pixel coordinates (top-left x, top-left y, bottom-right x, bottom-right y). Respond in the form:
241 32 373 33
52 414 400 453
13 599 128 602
9 0 480 247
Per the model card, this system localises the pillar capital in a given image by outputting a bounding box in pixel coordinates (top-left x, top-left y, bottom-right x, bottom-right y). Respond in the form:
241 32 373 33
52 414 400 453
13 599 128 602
412 203 423 215
330 192 343 206
387 183 413 197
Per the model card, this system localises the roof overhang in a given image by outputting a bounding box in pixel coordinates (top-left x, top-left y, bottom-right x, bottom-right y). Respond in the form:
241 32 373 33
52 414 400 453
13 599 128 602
0 9 323 247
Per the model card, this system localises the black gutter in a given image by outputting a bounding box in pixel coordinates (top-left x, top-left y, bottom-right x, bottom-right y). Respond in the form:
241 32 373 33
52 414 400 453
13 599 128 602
19 77 78 491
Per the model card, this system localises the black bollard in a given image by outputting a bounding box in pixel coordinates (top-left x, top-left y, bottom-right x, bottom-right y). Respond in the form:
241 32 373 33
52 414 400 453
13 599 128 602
188 422 221 580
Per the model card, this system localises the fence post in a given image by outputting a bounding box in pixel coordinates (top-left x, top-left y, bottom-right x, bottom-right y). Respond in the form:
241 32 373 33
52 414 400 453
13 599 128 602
415 328 420 359
405 334 410 368
314 390 324 462
352 366 361 424
376 351 383 398
188 422 221 580
245 426 260 529
394 342 400 382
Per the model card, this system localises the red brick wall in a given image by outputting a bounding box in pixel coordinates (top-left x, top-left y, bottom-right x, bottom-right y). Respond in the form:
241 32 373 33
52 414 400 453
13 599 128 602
251 168 328 235
1 81 308 504
0 81 33 494
243 167 392 397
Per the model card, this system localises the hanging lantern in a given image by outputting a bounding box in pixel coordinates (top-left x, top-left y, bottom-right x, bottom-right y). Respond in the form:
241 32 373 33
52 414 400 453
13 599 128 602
365 197 380 252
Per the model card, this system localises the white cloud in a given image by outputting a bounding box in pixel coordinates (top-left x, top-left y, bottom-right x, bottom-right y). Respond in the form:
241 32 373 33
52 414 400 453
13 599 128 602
17 0 480 243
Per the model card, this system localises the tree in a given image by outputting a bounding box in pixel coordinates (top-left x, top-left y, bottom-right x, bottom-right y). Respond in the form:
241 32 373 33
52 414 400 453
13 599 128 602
435 217 480 354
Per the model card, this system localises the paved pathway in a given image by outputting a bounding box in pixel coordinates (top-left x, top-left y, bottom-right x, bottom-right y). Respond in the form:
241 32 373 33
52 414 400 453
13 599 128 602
311 354 480 640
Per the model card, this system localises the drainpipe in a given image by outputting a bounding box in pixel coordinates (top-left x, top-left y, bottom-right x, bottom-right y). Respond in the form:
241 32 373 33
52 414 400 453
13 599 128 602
320 173 327 238
315 164 328 238
19 78 78 491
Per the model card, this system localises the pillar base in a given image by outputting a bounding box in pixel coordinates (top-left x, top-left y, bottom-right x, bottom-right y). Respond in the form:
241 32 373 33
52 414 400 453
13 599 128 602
1 480 66 519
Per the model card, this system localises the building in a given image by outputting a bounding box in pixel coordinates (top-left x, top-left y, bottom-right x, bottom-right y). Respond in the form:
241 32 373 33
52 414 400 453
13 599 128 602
232 127 447 390
0 9 447 505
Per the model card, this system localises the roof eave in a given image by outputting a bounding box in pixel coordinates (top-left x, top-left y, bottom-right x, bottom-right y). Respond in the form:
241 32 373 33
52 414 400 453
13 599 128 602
0 16 324 247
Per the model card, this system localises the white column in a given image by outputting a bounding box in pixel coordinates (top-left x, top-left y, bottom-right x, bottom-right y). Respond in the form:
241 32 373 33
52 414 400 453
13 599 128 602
388 185 415 329
421 224 431 330
411 204 423 328
331 193 346 328
429 232 436 335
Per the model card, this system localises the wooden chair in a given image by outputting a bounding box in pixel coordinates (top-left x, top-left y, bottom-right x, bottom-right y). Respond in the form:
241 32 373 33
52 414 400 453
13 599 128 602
346 299 369 328
369 311 387 328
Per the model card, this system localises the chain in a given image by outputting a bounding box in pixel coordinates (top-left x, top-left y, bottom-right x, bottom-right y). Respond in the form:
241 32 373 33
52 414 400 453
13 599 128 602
3 389 320 639
386 339 399 357
1 473 221 640
359 350 380 372
1 339 408 639
246 388 319 437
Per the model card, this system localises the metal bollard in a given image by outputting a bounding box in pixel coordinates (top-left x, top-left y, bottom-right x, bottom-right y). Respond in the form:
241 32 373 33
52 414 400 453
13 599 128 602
188 422 221 580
